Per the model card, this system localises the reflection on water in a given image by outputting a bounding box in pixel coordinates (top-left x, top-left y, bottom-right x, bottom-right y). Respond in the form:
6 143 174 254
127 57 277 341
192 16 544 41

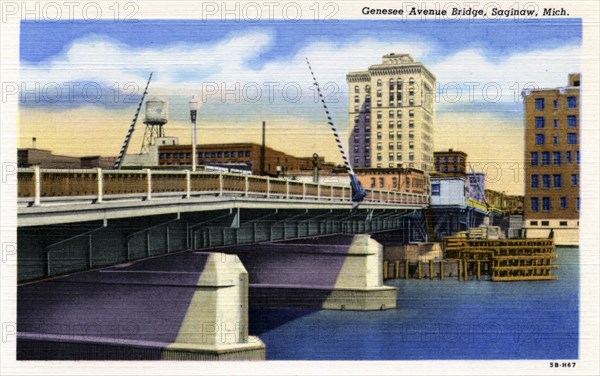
249 247 579 360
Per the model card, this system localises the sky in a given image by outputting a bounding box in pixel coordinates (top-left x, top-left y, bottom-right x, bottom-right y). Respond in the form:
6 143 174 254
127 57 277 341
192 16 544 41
18 19 582 194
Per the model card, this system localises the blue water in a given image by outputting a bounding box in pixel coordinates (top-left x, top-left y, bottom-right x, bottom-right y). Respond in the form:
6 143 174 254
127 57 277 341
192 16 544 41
249 247 579 360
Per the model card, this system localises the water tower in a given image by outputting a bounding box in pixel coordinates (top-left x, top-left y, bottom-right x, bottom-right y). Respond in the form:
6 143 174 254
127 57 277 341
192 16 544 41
140 97 168 153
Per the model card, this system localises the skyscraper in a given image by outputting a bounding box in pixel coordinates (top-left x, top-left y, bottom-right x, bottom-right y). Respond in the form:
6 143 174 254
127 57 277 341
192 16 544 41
522 74 580 245
347 53 436 171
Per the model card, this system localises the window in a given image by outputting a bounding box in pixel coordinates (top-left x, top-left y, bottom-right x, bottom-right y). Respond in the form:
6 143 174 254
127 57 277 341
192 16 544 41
392 177 398 188
379 177 385 188
377 91 382 98
531 175 539 188
542 197 552 212
370 178 376 188
567 96 577 108
542 152 550 166
389 142 394 150
377 142 382 151
173 153 178 159
245 151 252 157
354 95 359 103
553 99 558 109
531 152 539 166
389 110 394 118
577 151 580 164
566 151 572 163
186 153 191 158
553 174 562 188
560 221 568 226
389 121 394 128
531 197 539 212
542 175 551 189
553 136 559 145
377 79 382 87
536 134 545 145
377 121 382 129
567 133 577 144
571 174 578 186
567 115 577 128
454 166 458 172
554 119 559 128
377 132 382 140
535 117 545 128
541 221 549 226
560 197 568 209
389 154 395 161
530 221 538 226
354 86 359 93
159 153 165 159
553 151 562 165
577 197 580 211
431 183 440 196
542 197 551 211
535 98 545 110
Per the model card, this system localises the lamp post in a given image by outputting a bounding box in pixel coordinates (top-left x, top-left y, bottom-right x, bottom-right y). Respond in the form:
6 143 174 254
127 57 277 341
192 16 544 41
189 96 199 172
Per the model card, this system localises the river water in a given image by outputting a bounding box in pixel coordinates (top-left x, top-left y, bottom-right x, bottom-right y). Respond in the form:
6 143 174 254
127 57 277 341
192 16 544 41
249 247 579 360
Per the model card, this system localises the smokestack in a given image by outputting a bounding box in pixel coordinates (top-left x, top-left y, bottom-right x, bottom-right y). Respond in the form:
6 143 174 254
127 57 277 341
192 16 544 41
260 121 266 175
32 137 37 149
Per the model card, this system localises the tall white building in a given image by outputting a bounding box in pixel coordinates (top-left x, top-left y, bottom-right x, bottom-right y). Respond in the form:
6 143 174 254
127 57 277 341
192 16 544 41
347 53 436 171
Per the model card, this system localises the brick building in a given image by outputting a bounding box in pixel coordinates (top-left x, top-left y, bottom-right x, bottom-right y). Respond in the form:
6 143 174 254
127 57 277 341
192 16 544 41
158 143 336 176
355 167 428 195
522 73 580 245
434 149 467 176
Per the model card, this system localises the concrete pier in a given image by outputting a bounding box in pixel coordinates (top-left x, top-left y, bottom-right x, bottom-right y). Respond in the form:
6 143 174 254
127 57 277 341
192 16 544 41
221 234 397 311
17 252 265 360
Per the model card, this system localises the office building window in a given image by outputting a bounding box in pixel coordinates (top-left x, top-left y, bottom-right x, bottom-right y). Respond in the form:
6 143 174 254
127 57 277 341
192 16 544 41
542 197 551 211
354 86 359 93
379 177 384 188
354 95 359 103
553 136 559 145
531 197 539 212
567 116 577 127
554 119 559 128
431 183 440 196
531 175 539 188
535 98 545 110
567 133 577 144
566 151 572 163
560 197 568 209
530 221 538 226
577 151 580 164
389 154 394 161
553 151 562 165
577 197 580 211
567 96 577 108
536 134 545 145
370 178 376 188
571 174 578 186
560 221 568 226
377 132 382 140
389 110 394 118
542 152 550 166
535 117 545 128
542 175 551 189
553 174 562 188
397 153 402 160
531 152 539 166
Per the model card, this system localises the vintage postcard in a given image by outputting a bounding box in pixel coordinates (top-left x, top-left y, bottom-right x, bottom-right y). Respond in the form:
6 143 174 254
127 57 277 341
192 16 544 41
1 0 599 374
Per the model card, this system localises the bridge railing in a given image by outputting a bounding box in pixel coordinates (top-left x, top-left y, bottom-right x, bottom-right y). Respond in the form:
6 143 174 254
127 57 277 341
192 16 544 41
17 167 430 206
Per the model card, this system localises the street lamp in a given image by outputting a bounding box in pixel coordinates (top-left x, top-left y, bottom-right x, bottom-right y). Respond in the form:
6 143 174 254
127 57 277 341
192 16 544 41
189 96 199 172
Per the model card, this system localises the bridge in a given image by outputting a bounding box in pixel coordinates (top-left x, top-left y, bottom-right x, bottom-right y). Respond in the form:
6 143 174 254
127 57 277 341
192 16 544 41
16 168 499 360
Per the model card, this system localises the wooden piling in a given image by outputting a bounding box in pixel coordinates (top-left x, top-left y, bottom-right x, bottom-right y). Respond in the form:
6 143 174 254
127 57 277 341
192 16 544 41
440 261 444 280
395 260 400 279
464 259 468 281
477 260 481 281
458 260 462 281
405 259 409 279
418 261 423 279
383 260 389 280
429 260 434 280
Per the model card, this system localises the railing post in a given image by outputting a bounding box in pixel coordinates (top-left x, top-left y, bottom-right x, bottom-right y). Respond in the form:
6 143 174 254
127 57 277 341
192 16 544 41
96 168 103 203
218 173 224 197
185 170 191 199
33 165 41 207
145 168 152 201
302 182 306 200
317 182 320 200
286 180 290 199
266 176 271 198
244 175 249 197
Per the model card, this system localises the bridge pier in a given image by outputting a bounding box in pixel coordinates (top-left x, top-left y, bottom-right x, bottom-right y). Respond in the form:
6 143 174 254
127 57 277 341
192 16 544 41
17 252 265 360
221 234 397 311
